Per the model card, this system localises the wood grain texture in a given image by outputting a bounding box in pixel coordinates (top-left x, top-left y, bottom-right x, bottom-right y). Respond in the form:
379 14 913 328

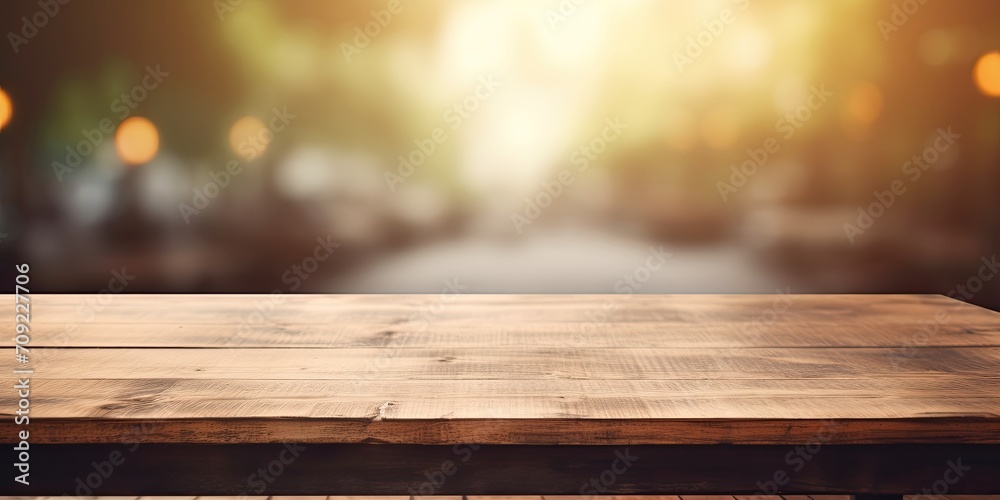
2 294 999 445
13 294 1000 348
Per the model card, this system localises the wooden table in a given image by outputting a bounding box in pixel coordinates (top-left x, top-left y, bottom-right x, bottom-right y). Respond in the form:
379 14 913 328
3 294 999 497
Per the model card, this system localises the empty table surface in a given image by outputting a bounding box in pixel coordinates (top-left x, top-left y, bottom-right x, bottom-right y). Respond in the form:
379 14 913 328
4 293 999 446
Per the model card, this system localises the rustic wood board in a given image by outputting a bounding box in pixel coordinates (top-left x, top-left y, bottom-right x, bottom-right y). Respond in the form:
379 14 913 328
2 294 999 445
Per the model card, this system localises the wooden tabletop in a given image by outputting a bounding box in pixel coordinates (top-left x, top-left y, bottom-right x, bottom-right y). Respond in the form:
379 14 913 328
4 294 999 445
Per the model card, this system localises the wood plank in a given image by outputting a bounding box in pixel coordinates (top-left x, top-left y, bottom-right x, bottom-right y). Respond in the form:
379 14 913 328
9 378 1000 444
16 415 1000 445
12 347 1000 380
20 321 1000 348
16 294 999 326
19 378 1000 418
14 294 999 349
3 294 999 447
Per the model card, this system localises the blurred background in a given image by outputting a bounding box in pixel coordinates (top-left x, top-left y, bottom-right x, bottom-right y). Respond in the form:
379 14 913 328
0 0 999 308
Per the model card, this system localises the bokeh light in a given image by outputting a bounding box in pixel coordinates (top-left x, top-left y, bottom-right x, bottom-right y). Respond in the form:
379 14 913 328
229 115 269 161
115 117 160 165
664 111 697 152
845 82 884 125
726 26 773 74
0 87 11 131
701 108 741 151
973 51 1000 97
918 29 960 66
2 0 1000 311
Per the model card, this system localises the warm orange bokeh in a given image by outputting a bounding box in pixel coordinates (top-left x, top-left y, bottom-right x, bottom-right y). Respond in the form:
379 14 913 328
229 115 269 160
846 82 884 125
974 51 1000 97
115 116 160 164
3 0 999 309
0 87 11 131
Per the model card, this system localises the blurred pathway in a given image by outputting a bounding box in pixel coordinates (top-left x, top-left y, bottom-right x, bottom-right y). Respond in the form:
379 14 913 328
329 228 779 294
